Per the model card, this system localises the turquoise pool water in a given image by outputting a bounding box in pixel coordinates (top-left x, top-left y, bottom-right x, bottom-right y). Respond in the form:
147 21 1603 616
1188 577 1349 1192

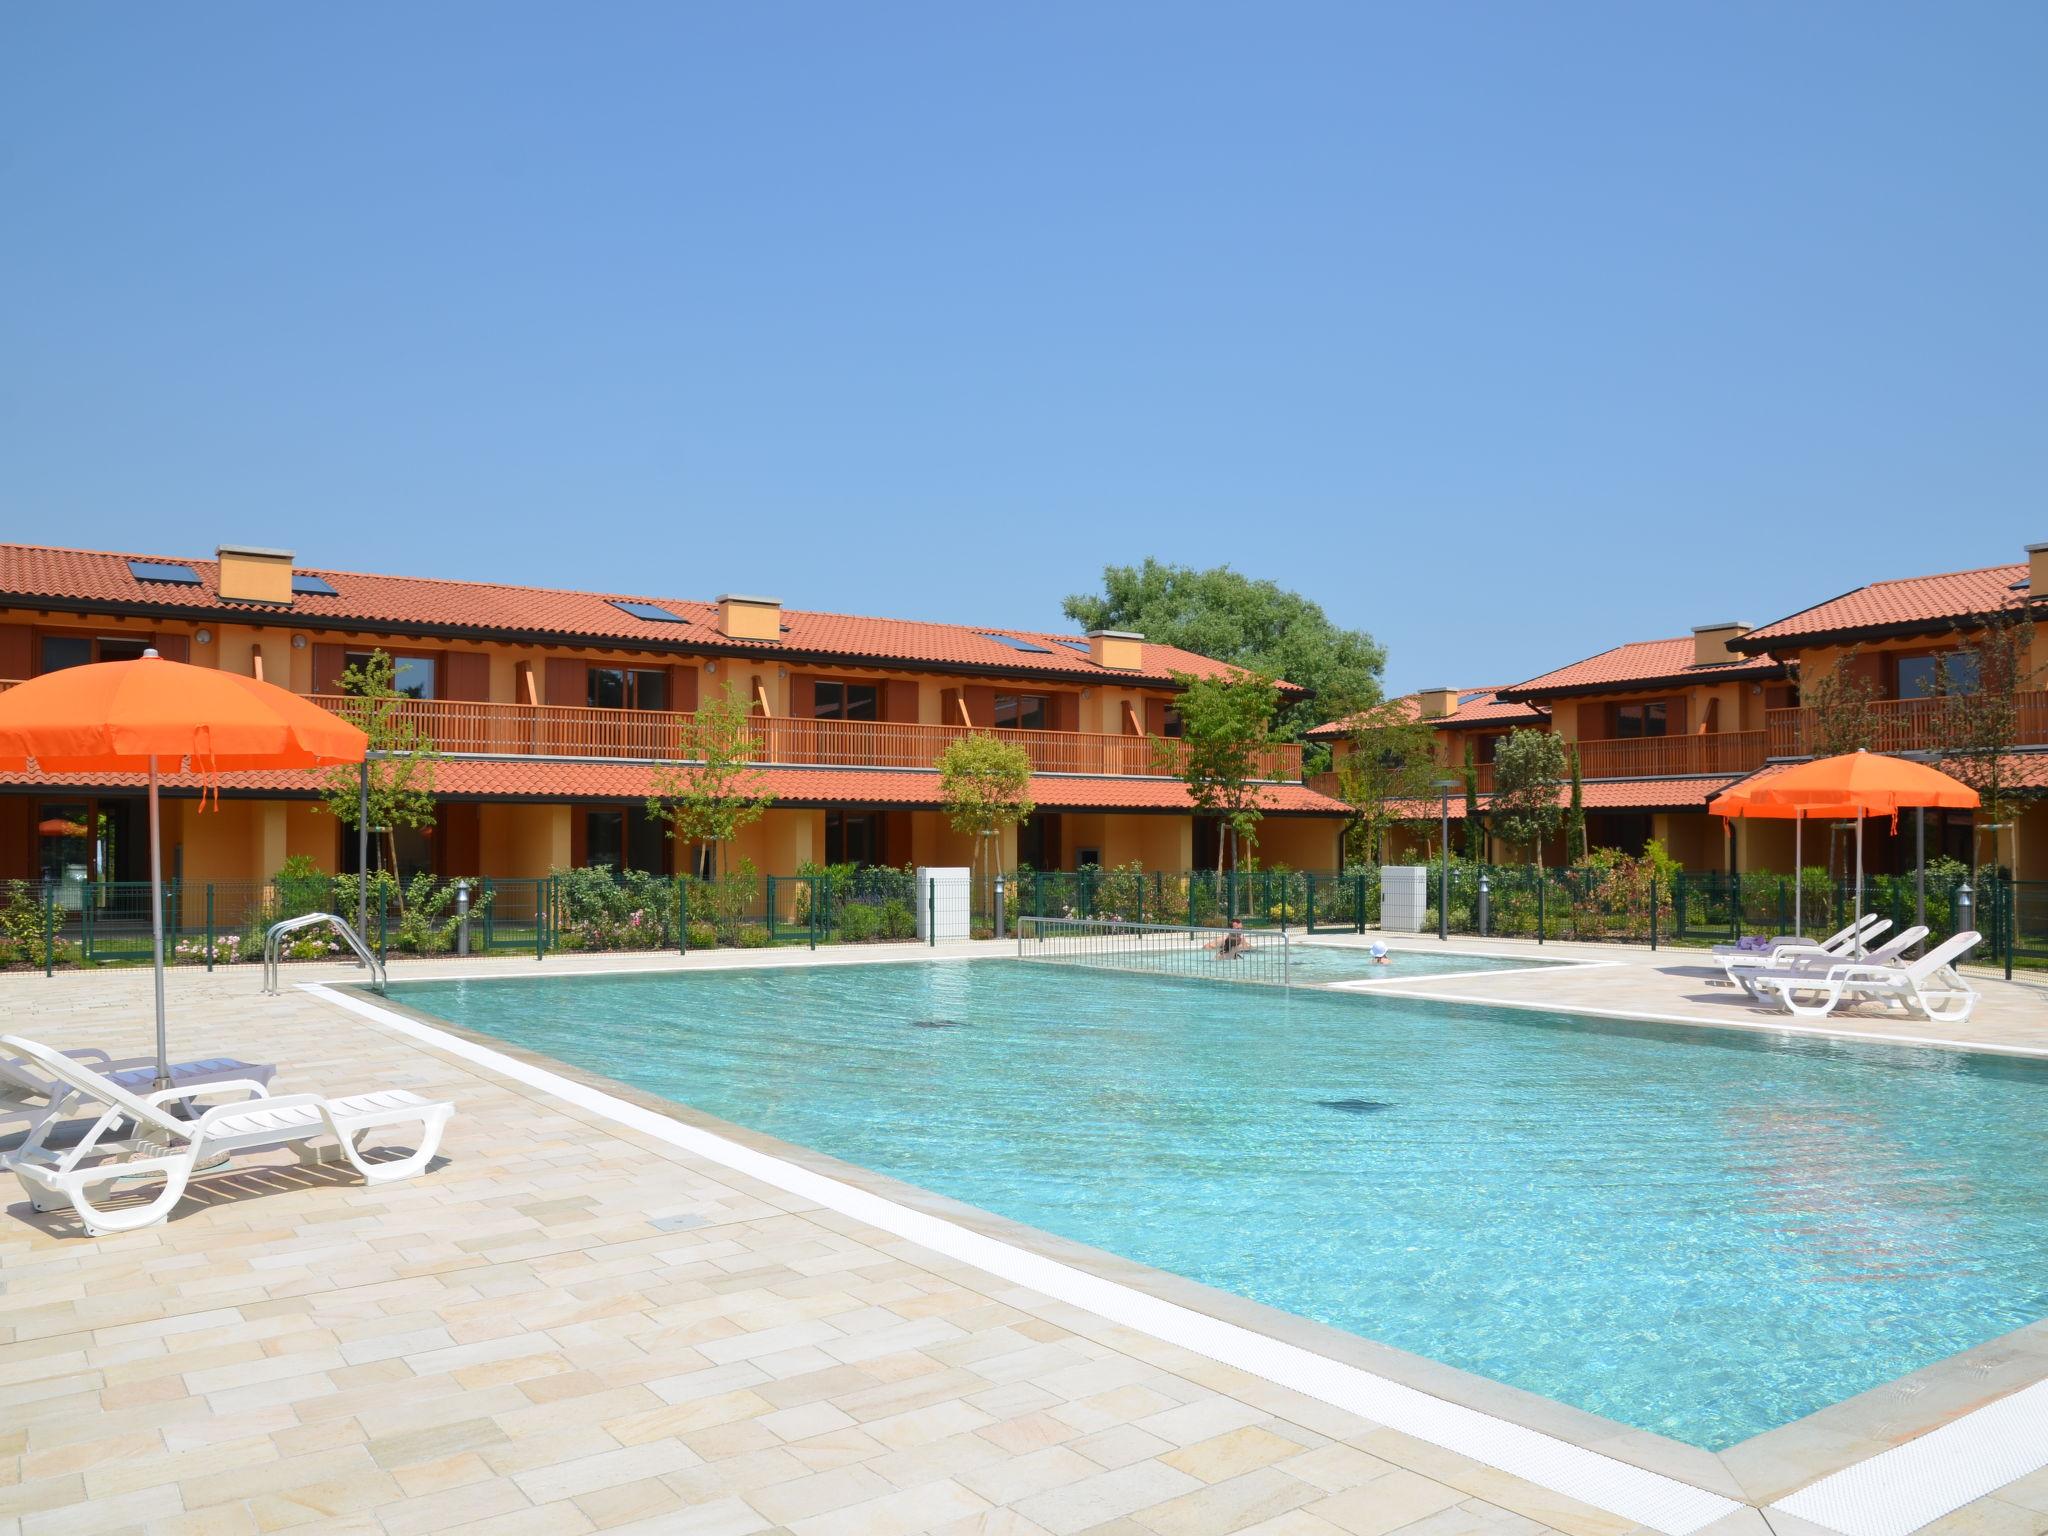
1286 942 1567 983
389 960 2048 1449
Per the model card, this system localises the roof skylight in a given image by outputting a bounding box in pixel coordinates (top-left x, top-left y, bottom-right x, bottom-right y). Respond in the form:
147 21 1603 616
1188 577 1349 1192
979 632 1053 654
611 599 686 623
291 573 339 596
1053 639 1090 652
127 560 202 586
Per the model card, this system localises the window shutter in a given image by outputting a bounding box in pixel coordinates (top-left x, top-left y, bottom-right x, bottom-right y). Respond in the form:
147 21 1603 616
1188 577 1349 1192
0 624 31 680
1145 698 1169 736
442 651 491 702
671 666 699 713
883 680 918 723
311 645 351 694
151 632 190 664
789 674 817 718
963 686 996 727
545 658 586 706
570 808 589 868
1048 692 1079 732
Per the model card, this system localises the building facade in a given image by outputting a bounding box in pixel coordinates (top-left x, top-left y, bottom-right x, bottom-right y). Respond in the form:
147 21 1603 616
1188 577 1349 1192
0 544 1349 896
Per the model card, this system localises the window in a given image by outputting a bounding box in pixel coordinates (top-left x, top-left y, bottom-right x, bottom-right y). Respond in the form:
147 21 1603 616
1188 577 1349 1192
585 808 667 871
1473 733 1502 764
1161 706 1183 739
291 573 339 596
345 652 435 699
587 667 669 711
1895 652 1979 699
126 560 201 585
825 810 880 866
586 811 623 871
610 600 686 623
814 681 878 721
993 693 1047 731
39 634 150 673
1612 701 1669 739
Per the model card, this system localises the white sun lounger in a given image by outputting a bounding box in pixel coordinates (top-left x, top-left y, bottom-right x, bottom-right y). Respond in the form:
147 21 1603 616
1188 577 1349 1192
1720 917 1896 996
2 1035 453 1237
1710 913 1884 960
0 1045 276 1161
1751 931 1982 1023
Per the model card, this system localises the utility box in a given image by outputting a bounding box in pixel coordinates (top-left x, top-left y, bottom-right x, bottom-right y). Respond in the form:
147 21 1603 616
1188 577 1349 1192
916 867 972 942
1380 865 1429 933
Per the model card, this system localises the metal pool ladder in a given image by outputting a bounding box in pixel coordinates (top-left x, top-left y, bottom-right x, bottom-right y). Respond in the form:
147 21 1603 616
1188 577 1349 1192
263 913 386 996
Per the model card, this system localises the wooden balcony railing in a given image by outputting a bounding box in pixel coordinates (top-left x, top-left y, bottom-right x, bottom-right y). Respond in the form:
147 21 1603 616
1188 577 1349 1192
1767 691 2048 758
305 694 1303 781
1572 730 1769 781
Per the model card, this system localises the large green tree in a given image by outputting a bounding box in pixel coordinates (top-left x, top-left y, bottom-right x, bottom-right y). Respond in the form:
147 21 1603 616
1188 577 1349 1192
1063 560 1385 742
936 732 1036 894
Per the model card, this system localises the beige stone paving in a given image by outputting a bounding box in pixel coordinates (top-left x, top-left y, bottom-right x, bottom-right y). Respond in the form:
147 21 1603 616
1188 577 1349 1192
0 940 2042 1536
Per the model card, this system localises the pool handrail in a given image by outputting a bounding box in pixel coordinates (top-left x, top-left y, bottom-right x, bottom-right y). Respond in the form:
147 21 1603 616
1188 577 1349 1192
1015 913 1291 986
263 913 386 996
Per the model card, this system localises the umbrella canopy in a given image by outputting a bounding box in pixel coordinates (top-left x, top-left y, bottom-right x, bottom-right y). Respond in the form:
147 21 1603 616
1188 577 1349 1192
0 651 367 1085
1710 752 1979 956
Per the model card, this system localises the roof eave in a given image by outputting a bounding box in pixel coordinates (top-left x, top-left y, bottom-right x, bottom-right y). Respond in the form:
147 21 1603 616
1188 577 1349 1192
1495 663 1789 703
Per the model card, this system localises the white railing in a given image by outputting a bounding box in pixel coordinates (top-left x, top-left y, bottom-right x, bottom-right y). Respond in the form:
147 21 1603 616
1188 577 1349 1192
263 913 385 995
1015 914 1292 986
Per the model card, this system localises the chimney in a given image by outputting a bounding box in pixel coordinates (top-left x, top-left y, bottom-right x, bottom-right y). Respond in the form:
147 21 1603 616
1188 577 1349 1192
2029 542 2047 601
1087 630 1144 670
715 594 782 643
216 545 294 605
1692 622 1750 667
1415 687 1459 720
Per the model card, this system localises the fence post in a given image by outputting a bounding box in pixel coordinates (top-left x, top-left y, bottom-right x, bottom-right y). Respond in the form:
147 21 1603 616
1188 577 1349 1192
1537 871 1546 944
677 878 688 954
82 885 93 965
534 879 544 962
43 881 54 977
928 879 936 947
2004 877 2014 982
205 884 215 973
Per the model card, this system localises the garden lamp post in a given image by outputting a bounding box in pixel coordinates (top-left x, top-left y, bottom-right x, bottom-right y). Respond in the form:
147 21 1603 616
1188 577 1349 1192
1433 779 1459 942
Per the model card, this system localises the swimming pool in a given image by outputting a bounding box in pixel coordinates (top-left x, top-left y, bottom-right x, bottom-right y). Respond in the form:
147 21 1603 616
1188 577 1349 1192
388 959 2048 1450
1286 941 1570 983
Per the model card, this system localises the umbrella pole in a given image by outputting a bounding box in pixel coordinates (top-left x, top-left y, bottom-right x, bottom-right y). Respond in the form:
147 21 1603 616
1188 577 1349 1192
1854 808 1865 957
1794 814 1802 938
148 753 169 1089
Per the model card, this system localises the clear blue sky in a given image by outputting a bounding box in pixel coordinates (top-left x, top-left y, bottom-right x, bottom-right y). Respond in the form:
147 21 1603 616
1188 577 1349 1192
3 4 2042 694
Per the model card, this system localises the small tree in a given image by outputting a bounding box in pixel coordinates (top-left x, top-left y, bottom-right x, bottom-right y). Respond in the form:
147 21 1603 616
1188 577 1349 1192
935 732 1035 894
1488 729 1569 868
1802 649 1882 757
1567 746 1587 863
647 689 775 877
1935 605 2043 877
1334 701 1438 864
1161 671 1281 877
319 650 442 910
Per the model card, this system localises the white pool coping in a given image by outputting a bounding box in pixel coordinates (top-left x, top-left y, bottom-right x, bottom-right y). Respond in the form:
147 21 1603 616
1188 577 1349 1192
308 979 1742 1535
308 950 2048 1533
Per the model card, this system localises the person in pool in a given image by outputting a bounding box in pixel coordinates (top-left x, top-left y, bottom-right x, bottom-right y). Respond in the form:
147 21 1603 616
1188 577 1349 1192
1370 942 1391 965
1205 920 1255 959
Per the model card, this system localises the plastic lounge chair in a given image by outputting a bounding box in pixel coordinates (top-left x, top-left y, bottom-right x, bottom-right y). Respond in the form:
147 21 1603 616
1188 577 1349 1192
1740 924 1929 998
0 1046 276 1161
1721 918 1895 995
1752 931 1981 1023
2 1035 453 1237
1710 913 1882 960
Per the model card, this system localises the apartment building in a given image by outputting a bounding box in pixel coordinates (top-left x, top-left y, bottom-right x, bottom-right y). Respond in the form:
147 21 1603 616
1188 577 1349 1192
0 544 1349 893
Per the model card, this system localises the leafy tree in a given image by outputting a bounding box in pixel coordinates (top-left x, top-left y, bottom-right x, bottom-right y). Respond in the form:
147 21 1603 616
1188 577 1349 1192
1935 605 2043 876
935 732 1035 893
1488 729 1569 868
1063 560 1386 741
647 688 775 877
1801 649 1882 757
1334 700 1438 864
1567 746 1587 863
1161 670 1281 877
319 649 442 909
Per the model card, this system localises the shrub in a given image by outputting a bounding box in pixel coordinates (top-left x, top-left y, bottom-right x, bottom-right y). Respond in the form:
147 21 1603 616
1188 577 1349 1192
877 898 915 941
970 924 994 941
0 880 53 968
684 920 720 951
735 925 771 948
837 904 880 943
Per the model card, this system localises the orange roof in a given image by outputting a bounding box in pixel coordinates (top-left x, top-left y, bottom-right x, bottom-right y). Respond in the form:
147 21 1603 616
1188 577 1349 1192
1305 688 1546 740
1735 561 2034 651
1497 639 1782 701
1386 774 1750 821
0 761 1348 816
0 543 1285 692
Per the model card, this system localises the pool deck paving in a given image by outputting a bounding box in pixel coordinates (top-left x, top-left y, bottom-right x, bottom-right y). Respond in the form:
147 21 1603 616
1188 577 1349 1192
1 938 2044 1536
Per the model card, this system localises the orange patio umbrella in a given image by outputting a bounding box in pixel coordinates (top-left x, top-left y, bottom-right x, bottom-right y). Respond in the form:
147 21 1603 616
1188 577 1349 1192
1706 794 1861 939
0 650 367 1085
1709 751 1978 953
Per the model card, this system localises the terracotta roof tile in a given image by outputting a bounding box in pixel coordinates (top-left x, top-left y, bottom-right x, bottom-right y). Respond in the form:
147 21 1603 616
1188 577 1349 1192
1386 774 1749 821
1737 562 2034 650
0 543 1281 690
1498 639 1781 701
1305 688 1546 740
0 761 1348 815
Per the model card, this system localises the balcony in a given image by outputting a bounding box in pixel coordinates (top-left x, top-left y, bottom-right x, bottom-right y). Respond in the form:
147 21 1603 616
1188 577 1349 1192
1768 691 2048 758
305 694 1304 782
